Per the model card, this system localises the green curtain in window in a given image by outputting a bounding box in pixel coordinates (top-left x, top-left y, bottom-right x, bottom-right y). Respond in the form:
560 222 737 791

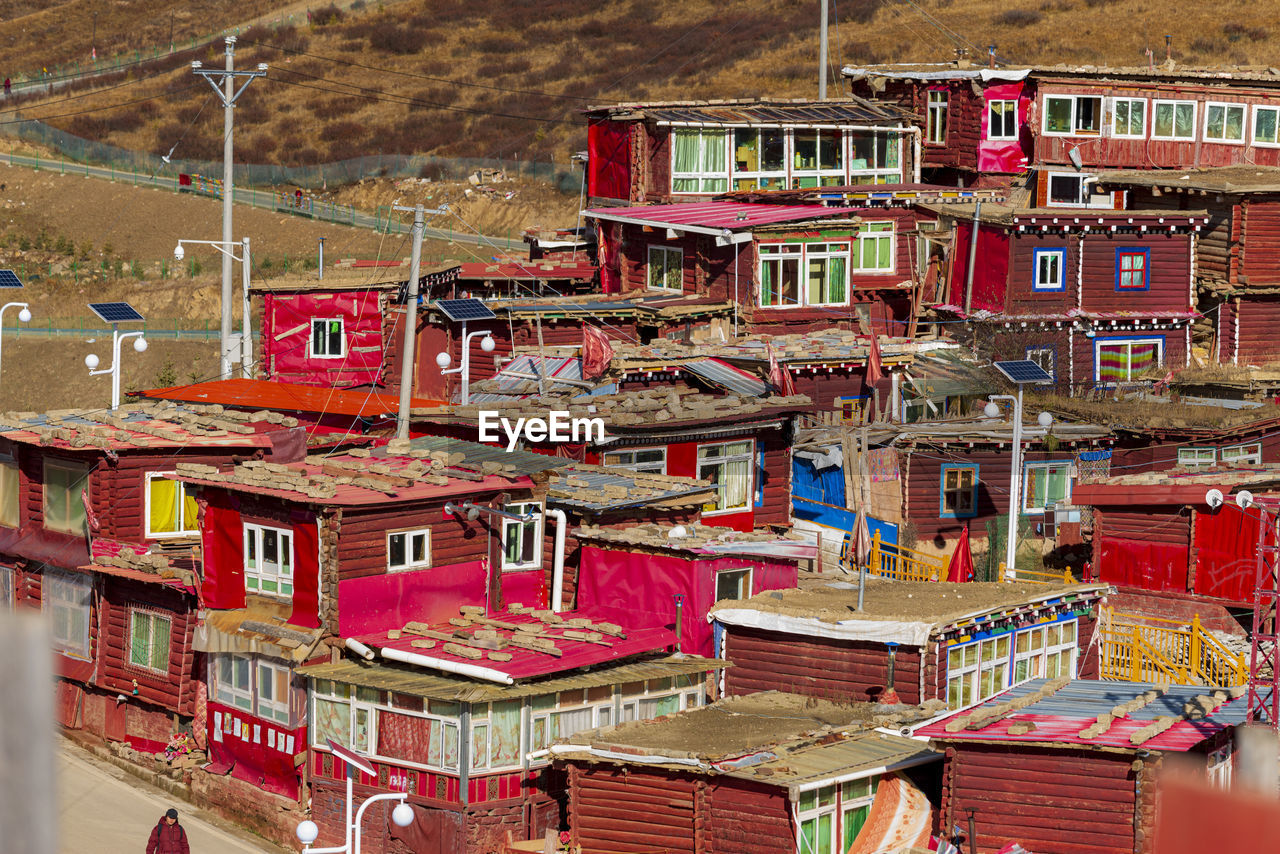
761 259 777 306
672 130 701 174
844 805 870 849
826 256 846 304
130 613 149 667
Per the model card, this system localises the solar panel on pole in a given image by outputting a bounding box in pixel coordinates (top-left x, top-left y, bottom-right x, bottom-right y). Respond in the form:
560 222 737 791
0 270 24 289
434 298 495 322
993 359 1053 385
88 302 145 324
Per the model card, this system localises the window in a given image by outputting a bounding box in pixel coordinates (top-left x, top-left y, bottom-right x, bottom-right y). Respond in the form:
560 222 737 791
797 777 879 854
1013 620 1078 682
732 128 787 191
44 459 90 535
1043 95 1102 135
256 659 292 724
853 223 894 272
1111 97 1146 138
1023 461 1072 513
1047 172 1087 206
698 441 753 514
760 242 850 308
790 129 845 188
601 448 666 474
145 472 199 537
501 502 541 570
647 245 683 293
987 99 1018 140
0 565 12 610
1026 347 1056 380
310 318 344 359
1204 103 1246 143
926 90 948 144
1178 447 1216 469
714 567 751 602
1207 744 1233 790
1152 100 1196 140
671 129 729 194
1096 337 1163 383
1221 442 1262 466
213 653 253 711
387 528 431 572
0 457 16 528
1254 106 1280 147
1116 248 1150 290
759 243 801 308
1032 248 1066 291
940 464 977 518
848 132 901 184
45 570 92 659
127 609 170 672
243 523 294 598
946 642 980 709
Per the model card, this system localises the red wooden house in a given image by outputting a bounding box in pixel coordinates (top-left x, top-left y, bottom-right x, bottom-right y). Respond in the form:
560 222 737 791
554 691 942 854
917 678 1245 854
711 579 1106 710
583 99 918 206
938 206 1205 394
0 404 301 753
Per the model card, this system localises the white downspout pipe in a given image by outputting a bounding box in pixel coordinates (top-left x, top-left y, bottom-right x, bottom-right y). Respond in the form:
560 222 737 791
344 638 375 661
546 508 568 612
379 646 514 685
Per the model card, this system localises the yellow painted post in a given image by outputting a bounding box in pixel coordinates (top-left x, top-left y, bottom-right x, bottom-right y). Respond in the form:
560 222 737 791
1131 625 1141 683
870 529 881 577
1190 616 1202 683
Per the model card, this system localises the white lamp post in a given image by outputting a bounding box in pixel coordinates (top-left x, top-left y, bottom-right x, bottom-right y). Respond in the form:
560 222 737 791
86 329 147 410
437 329 495 405
175 237 253 378
296 741 414 854
984 395 1053 579
0 301 32 376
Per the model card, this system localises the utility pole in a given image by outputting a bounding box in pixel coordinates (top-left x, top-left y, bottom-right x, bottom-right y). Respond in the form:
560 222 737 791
818 0 829 99
391 203 447 438
192 38 266 379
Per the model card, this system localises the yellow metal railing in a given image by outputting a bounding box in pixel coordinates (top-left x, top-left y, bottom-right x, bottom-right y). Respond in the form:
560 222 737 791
1098 608 1247 687
864 530 947 581
998 564 1077 585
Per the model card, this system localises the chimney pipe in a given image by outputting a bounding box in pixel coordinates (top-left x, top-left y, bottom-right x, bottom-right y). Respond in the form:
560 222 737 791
1165 34 1172 61
673 594 685 655
987 45 996 69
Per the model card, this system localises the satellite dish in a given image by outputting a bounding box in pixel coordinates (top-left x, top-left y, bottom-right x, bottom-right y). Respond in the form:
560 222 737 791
1236 490 1255 509
1205 488 1224 509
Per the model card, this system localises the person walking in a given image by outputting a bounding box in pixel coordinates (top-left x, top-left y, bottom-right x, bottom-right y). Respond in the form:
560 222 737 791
146 808 190 854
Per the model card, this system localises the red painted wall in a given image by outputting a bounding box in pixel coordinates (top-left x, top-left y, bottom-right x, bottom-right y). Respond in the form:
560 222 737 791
208 700 306 799
949 222 1010 312
262 290 388 388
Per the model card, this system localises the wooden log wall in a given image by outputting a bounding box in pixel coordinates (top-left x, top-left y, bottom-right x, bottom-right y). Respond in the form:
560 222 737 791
568 763 698 854
707 778 793 854
1240 199 1280 288
95 578 197 715
334 501 500 580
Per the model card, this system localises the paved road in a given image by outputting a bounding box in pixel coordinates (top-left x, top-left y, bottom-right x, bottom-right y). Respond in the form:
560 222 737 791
57 741 281 853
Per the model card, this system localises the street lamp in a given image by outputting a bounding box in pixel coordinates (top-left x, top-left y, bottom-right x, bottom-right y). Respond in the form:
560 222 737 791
296 741 414 853
437 330 495 405
175 237 253 378
86 330 147 410
983 396 1053 579
0 301 32 377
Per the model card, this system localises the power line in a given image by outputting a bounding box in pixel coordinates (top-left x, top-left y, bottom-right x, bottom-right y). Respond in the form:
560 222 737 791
0 68 174 118
0 82 200 128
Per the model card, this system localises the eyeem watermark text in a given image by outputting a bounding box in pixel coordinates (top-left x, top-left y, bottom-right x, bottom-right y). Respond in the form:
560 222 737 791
479 410 606 452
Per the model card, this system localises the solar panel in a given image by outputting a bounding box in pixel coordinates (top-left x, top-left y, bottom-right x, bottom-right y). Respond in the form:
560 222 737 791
88 301 145 324
993 359 1053 385
435 298 495 322
0 270 23 289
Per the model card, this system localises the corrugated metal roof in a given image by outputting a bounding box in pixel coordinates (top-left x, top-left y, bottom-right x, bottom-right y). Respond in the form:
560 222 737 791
587 98 909 125
548 465 714 512
585 202 858 233
720 732 940 791
297 655 724 703
393 435 571 475
468 355 586 403
137 378 448 418
682 358 768 397
459 261 596 282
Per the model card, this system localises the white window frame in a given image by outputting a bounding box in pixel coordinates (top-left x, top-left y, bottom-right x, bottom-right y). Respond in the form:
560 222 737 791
714 567 752 602
759 242 853 309
243 522 294 599
1253 105 1280 147
946 641 981 710
789 128 847 189
1109 97 1147 139
1033 248 1066 291
501 502 542 571
313 683 461 772
697 440 754 515
796 777 879 854
1221 442 1262 466
1045 171 1089 207
1151 100 1197 141
1022 460 1073 514
1207 743 1233 789
212 652 254 711
127 608 171 673
255 658 293 725
671 128 731 194
731 127 789 192
1095 337 1164 384
987 99 1018 140
43 459 90 536
601 448 666 474
647 245 683 293
1203 102 1247 145
1178 447 1216 469
926 90 948 144
846 131 902 184
45 569 92 660
309 317 345 359
1042 94 1103 136
852 223 894 273
144 472 199 538
1026 347 1056 380
387 528 431 572
1013 620 1078 683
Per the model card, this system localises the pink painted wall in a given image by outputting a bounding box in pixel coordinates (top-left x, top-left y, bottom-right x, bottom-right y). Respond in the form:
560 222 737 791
337 564 548 635
261 290 385 388
978 81 1033 173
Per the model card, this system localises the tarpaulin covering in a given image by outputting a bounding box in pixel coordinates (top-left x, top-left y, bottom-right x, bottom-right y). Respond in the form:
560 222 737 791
337 561 487 636
847 773 932 854
262 290 386 388
599 222 622 294
207 700 305 799
587 119 631 201
577 545 797 658
1099 536 1188 593
1195 503 1269 604
977 81 1033 173
948 222 1009 312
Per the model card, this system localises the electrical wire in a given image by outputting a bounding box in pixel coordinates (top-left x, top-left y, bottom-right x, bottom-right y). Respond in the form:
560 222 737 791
0 82 201 128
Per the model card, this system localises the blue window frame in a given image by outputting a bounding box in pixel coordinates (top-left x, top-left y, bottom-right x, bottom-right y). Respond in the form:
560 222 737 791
1032 248 1066 292
939 463 978 518
1115 247 1150 291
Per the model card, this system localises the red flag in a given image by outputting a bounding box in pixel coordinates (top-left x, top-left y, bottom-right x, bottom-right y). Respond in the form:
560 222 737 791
581 324 614 380
866 333 884 389
768 344 796 396
946 524 974 583
81 489 100 533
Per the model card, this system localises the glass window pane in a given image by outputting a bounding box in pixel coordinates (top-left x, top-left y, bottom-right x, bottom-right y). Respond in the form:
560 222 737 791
1045 98 1073 133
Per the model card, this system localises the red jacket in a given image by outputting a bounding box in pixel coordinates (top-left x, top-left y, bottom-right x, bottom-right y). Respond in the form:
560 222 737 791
146 820 190 854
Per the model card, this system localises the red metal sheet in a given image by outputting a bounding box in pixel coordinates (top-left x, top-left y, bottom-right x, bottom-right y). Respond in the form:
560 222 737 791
919 708 1235 751
585 202 857 231
136 378 448 418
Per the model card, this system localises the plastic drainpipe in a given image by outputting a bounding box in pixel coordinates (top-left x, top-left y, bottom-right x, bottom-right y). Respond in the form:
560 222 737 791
547 508 568 612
